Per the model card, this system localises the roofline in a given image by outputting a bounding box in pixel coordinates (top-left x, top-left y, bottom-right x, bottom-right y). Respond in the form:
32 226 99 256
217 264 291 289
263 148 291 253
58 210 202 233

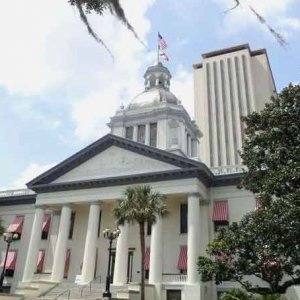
202 44 251 59
0 194 36 206
29 169 243 193
192 43 277 91
27 134 213 187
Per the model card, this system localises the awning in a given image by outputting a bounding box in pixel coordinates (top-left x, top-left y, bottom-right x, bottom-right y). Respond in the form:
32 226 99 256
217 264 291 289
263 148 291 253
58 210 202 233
0 251 17 270
144 247 150 271
37 250 45 272
42 214 51 232
212 201 229 221
177 245 187 271
64 249 71 277
7 215 24 234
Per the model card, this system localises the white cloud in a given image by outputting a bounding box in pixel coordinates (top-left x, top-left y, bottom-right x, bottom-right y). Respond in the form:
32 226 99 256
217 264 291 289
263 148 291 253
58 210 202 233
11 162 56 189
172 66 194 118
0 0 159 142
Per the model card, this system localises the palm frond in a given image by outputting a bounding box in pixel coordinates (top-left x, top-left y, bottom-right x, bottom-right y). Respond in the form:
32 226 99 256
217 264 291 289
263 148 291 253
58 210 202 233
74 0 114 59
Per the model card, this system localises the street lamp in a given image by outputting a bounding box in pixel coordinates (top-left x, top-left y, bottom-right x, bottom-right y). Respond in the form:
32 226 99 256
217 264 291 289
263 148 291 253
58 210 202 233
0 232 19 293
102 228 120 300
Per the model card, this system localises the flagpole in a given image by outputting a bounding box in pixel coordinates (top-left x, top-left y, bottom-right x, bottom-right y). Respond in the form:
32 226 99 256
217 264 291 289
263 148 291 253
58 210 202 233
157 32 160 64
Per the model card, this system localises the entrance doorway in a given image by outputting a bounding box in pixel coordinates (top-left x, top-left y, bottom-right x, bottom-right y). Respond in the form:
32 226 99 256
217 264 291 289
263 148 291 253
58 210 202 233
109 250 116 283
167 290 181 300
127 250 134 283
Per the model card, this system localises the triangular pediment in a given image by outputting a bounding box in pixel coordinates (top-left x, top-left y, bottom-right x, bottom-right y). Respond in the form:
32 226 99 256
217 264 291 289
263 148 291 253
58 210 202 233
52 145 179 183
27 134 205 189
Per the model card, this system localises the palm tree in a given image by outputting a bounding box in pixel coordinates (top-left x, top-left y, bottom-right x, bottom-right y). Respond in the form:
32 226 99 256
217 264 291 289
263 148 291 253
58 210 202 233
113 185 168 300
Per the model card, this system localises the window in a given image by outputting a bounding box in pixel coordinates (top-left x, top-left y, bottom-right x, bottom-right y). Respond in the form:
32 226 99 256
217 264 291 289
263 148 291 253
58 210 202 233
150 123 157 147
137 125 146 144
214 221 229 232
180 203 187 234
41 214 51 240
0 250 17 277
147 222 152 236
68 212 76 239
212 200 229 233
145 269 149 280
7 215 24 239
5 269 15 277
41 231 48 240
97 210 102 238
125 126 133 140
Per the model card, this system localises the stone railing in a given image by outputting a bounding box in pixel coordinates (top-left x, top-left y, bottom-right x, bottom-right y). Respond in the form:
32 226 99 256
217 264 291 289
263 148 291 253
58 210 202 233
162 273 187 283
211 165 245 176
0 188 35 198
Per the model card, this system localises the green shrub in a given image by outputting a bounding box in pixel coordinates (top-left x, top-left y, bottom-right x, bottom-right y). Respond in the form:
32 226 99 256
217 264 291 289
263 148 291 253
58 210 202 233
220 289 256 300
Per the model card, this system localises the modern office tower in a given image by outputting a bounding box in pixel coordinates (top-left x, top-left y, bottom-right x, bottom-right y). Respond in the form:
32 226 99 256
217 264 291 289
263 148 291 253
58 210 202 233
193 44 276 174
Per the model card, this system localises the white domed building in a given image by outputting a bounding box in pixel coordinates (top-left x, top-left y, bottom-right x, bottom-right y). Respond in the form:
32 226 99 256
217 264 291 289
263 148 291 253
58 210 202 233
0 44 287 300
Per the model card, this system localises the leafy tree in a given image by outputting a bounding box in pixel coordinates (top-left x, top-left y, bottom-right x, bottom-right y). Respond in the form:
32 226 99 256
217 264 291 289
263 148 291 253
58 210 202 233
198 84 300 295
220 289 286 300
113 185 167 300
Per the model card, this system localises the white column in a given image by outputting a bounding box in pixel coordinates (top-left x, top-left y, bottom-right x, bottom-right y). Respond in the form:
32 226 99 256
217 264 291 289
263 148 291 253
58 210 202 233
113 223 128 285
149 217 163 283
187 193 201 284
22 207 44 282
51 205 72 282
145 123 150 146
133 125 138 142
81 203 100 283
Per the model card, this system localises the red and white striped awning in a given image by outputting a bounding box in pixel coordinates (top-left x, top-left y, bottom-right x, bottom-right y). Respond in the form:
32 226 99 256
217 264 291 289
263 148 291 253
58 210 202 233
64 249 71 278
7 215 24 234
177 245 187 271
0 251 18 270
37 250 45 272
144 247 150 271
212 201 229 221
42 214 51 232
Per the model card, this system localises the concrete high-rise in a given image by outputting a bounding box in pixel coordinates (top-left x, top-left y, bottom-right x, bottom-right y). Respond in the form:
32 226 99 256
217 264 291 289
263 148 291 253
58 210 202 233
193 44 276 175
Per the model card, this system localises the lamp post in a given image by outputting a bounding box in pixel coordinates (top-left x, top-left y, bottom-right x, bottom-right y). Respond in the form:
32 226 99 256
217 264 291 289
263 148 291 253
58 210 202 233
102 228 120 300
0 232 19 293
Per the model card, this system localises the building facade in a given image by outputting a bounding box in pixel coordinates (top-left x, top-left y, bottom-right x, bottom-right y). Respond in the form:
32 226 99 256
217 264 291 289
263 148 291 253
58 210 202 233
193 44 276 174
1 44 295 300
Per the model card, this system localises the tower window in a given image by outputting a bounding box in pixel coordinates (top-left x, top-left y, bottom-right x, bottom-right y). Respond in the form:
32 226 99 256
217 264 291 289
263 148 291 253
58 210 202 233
125 127 133 140
137 125 146 144
150 123 157 147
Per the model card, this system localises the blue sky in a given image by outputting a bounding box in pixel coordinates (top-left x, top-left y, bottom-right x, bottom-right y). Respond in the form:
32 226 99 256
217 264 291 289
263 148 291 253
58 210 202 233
0 0 299 189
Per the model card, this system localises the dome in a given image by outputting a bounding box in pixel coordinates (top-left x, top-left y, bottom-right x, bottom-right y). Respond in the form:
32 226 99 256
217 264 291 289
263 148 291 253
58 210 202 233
127 62 179 109
128 88 179 109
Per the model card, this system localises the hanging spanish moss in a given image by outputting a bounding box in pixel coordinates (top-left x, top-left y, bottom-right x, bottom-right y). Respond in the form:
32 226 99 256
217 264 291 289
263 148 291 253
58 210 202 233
69 0 146 59
224 0 288 48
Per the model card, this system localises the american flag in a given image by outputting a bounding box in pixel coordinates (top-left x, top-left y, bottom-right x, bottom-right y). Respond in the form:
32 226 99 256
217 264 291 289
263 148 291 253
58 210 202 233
160 50 169 61
158 32 167 50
